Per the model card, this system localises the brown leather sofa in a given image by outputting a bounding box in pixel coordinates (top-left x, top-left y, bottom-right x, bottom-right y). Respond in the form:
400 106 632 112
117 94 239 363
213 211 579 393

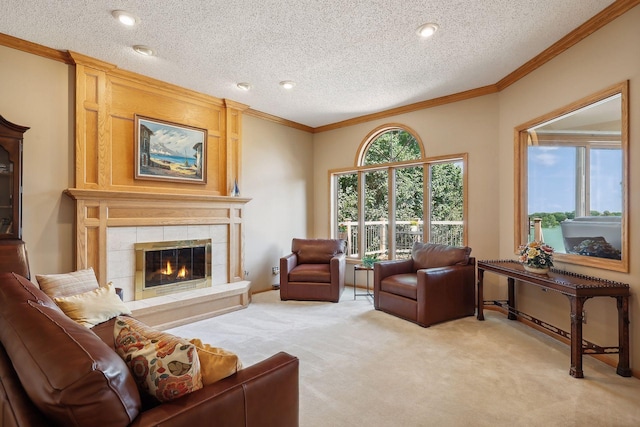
0 239 30 279
374 242 476 327
280 238 347 302
0 272 299 427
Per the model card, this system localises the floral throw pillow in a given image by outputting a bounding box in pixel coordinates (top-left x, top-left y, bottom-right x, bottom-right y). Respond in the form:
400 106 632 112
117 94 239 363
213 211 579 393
113 316 203 402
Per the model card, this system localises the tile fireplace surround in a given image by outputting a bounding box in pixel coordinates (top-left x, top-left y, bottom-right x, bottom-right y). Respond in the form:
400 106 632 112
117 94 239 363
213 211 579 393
64 189 251 329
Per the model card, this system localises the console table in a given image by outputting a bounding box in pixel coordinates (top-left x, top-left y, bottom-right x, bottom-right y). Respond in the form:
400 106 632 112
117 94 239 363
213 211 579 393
476 260 630 378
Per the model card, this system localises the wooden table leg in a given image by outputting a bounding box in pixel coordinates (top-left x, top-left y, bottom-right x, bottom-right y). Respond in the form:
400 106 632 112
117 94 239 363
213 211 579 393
477 268 484 321
616 296 632 377
569 296 585 378
507 278 516 320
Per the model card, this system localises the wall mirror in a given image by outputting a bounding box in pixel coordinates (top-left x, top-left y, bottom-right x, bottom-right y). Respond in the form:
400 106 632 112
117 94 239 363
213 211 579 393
515 81 628 272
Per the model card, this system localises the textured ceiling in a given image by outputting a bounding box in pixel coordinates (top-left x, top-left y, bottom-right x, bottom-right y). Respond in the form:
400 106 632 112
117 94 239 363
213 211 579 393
0 1 617 128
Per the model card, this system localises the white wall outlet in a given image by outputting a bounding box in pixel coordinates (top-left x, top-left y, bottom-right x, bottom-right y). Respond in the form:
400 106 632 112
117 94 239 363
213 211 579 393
272 266 280 275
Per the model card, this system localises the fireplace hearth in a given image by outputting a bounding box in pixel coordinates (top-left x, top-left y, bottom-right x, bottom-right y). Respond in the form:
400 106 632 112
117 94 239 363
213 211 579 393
135 239 211 300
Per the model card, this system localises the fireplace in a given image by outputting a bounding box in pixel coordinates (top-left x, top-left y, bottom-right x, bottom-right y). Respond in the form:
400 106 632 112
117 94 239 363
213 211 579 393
66 189 249 328
134 239 212 300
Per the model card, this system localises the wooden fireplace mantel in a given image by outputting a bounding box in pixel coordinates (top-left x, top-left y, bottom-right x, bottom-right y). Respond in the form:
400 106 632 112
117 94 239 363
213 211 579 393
64 188 250 287
64 188 251 204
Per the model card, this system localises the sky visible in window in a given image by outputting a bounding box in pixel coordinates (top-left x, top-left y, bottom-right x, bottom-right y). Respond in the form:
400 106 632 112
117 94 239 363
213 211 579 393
528 146 622 214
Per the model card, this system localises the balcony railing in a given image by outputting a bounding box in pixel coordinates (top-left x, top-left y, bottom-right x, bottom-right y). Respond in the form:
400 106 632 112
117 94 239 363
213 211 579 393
338 220 463 259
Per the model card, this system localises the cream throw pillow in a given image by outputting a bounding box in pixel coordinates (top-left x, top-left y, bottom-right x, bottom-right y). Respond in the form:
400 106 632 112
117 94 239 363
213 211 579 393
36 267 100 299
189 338 243 385
54 282 132 328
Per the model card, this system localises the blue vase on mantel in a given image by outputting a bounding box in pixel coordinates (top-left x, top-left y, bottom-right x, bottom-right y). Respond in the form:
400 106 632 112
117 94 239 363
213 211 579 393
231 179 240 197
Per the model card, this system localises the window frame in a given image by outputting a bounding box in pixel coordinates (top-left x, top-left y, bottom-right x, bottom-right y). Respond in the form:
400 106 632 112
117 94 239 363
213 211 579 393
330 124 468 261
514 81 629 272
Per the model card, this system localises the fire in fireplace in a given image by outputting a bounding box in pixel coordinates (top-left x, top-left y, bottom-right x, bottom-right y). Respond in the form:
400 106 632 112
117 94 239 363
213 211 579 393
134 239 211 300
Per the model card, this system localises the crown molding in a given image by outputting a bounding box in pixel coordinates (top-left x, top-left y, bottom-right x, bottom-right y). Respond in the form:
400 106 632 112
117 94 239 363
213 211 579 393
0 32 70 63
244 108 314 133
313 85 498 134
1 0 637 134
496 0 640 90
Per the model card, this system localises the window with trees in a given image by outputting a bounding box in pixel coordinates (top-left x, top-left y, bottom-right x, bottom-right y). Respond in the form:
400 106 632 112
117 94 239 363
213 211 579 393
332 125 467 261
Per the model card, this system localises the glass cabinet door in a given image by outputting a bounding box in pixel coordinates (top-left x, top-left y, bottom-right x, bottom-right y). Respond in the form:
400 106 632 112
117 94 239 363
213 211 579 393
0 115 28 240
0 145 14 235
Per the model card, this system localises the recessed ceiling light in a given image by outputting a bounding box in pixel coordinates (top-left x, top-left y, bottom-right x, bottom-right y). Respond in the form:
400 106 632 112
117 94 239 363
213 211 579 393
236 82 252 91
112 10 139 26
416 23 439 38
132 45 155 56
279 80 296 90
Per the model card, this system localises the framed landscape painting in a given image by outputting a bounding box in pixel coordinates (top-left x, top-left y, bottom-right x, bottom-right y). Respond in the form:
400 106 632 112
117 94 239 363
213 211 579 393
134 115 207 184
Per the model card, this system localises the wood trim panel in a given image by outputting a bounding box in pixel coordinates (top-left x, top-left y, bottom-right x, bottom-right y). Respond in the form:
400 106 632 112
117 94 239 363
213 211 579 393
224 100 250 196
230 210 244 281
70 52 241 197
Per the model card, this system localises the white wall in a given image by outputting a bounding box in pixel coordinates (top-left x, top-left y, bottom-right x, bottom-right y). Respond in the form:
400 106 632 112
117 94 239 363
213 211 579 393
0 45 75 276
242 115 314 291
312 94 501 264
497 5 640 354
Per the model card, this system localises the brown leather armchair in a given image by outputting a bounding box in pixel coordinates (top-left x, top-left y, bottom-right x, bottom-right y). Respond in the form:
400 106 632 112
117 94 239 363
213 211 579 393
280 238 347 302
374 242 475 327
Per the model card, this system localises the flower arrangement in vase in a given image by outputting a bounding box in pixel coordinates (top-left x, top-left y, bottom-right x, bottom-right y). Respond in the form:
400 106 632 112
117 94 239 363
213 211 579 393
361 254 379 268
338 223 348 239
518 241 554 274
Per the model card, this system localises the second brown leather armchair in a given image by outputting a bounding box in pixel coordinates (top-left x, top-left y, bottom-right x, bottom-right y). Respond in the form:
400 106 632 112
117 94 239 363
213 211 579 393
280 238 347 302
374 242 475 327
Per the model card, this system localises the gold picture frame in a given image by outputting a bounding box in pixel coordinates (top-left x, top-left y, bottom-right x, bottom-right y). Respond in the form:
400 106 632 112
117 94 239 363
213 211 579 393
134 115 207 184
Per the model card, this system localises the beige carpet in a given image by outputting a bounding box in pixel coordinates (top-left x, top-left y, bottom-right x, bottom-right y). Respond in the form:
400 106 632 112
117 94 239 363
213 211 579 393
168 288 640 426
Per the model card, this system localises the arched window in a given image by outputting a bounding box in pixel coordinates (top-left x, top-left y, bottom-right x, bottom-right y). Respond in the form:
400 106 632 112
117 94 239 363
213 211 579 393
332 125 466 261
362 128 422 165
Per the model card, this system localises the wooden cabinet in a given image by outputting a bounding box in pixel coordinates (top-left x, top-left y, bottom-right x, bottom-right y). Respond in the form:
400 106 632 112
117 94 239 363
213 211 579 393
0 116 29 240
